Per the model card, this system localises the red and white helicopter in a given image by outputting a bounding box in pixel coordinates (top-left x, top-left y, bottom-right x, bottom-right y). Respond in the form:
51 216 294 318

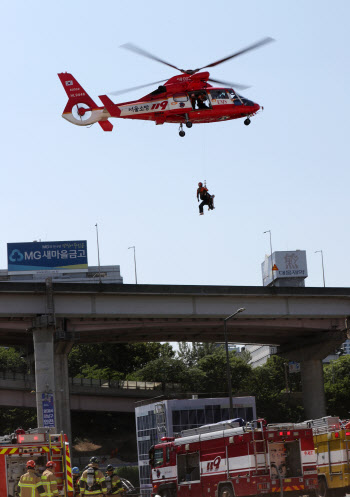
58 38 273 137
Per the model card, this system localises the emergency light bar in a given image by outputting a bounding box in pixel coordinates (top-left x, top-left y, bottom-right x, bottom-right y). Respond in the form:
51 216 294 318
17 433 45 443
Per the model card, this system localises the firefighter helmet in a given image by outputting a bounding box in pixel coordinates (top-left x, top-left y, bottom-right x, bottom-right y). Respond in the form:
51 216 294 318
89 456 99 464
26 460 36 469
46 460 55 468
106 464 114 471
72 466 80 474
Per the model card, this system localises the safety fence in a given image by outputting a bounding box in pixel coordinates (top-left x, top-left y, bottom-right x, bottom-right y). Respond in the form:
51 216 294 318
0 371 179 391
70 377 180 390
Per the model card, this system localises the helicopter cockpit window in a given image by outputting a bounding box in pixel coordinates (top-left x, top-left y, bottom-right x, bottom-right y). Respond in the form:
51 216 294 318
237 97 254 106
173 93 188 102
230 90 243 105
228 89 236 99
209 89 229 100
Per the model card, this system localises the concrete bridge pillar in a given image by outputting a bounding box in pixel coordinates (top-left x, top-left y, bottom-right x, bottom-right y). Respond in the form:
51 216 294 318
32 315 73 442
279 330 346 419
300 359 326 418
33 319 56 429
54 342 73 443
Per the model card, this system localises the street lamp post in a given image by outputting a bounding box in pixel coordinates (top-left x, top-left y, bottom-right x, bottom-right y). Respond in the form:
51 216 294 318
128 246 138 284
315 250 325 287
263 230 274 285
224 307 246 418
95 223 102 284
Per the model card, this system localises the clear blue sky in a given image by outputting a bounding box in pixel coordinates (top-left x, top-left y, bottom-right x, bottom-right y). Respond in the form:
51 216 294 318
1 1 349 287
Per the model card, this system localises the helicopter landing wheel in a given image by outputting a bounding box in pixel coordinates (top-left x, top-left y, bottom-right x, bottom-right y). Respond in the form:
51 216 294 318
179 130 186 137
244 118 251 126
185 122 193 128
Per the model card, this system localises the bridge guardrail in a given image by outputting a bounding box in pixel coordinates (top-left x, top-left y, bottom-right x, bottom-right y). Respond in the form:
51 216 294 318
70 377 180 390
0 371 179 391
0 371 34 382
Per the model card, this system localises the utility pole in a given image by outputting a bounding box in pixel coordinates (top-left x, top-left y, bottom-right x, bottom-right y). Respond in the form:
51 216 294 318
128 246 138 284
315 250 326 287
264 230 274 285
95 223 102 284
224 308 246 418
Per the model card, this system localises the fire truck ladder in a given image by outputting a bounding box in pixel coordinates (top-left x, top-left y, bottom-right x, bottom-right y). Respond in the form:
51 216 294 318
49 433 67 496
303 416 340 434
154 403 167 441
247 423 268 475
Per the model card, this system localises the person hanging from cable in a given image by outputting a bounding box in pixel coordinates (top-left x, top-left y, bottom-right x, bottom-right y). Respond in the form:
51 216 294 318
197 181 215 216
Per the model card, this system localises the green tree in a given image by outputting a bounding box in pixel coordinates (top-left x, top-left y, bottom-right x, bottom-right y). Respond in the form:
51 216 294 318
177 342 217 367
0 407 37 434
113 466 139 488
0 347 28 373
68 342 174 378
239 347 252 364
76 364 124 381
324 355 350 417
129 356 186 384
250 356 304 423
196 348 253 394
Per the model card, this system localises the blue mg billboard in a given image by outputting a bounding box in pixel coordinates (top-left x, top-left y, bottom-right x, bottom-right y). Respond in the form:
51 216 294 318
7 240 88 274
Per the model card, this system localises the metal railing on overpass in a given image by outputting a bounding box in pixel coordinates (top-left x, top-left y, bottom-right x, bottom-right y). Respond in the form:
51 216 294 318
0 371 180 392
70 376 180 391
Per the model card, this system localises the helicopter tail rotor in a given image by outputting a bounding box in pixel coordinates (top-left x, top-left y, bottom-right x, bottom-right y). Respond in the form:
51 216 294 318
58 72 113 131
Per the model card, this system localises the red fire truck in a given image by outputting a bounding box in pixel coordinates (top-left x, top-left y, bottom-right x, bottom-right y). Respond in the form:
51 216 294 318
0 428 74 497
149 420 318 497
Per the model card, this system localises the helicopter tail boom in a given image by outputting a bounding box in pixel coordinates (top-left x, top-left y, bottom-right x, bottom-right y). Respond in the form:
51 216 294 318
58 72 113 131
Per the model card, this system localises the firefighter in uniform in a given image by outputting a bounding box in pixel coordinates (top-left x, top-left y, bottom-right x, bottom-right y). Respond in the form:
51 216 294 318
105 465 125 495
197 182 214 215
79 457 108 497
41 460 59 497
72 466 81 496
18 460 46 497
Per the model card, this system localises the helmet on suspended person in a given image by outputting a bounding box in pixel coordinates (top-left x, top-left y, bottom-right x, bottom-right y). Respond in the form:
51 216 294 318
198 182 203 187
46 461 55 468
26 460 36 469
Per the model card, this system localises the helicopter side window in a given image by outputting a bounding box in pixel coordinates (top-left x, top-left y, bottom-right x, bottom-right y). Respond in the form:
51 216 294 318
173 93 189 102
189 91 210 110
210 89 229 100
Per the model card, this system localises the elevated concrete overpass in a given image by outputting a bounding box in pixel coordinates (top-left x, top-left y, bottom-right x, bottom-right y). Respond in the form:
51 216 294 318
0 281 348 441
0 373 173 412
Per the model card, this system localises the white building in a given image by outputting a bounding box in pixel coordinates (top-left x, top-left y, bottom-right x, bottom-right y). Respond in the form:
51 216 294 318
245 345 278 367
246 341 350 368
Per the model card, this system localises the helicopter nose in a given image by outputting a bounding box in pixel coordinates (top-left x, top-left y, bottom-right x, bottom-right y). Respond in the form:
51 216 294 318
254 103 260 112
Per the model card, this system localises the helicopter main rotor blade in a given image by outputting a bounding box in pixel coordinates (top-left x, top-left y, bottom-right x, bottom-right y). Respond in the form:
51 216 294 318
109 79 168 96
208 77 250 91
120 43 184 73
196 37 275 72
